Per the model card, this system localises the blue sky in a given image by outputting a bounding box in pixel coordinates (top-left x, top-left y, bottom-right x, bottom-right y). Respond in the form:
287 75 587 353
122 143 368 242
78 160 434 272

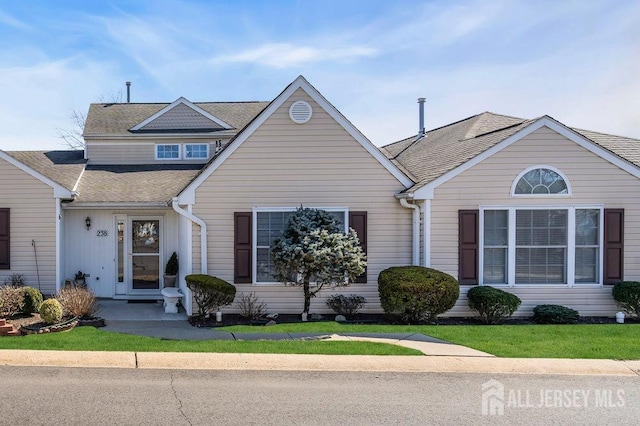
0 0 638 151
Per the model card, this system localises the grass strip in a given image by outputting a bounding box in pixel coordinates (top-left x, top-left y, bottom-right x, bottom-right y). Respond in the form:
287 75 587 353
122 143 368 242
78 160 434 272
0 327 421 356
222 322 640 360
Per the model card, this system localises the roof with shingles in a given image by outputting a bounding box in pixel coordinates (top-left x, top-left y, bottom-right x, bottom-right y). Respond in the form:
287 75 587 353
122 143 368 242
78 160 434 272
383 112 640 192
83 101 270 136
74 164 203 203
5 150 86 190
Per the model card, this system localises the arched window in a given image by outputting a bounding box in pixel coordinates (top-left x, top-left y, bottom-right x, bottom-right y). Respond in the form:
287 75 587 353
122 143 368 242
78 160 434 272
512 166 570 195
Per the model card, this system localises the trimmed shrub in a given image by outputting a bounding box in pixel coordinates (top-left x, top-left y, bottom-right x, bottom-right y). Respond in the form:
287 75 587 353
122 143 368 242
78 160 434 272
236 292 268 320
0 285 25 318
378 266 459 323
165 252 179 275
612 281 640 317
22 287 43 315
57 285 98 318
326 294 367 317
185 274 236 317
467 286 521 324
40 299 63 324
533 304 579 324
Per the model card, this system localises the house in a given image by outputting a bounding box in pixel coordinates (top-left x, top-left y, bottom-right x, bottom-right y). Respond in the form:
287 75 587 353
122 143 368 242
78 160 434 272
381 111 639 316
0 75 637 317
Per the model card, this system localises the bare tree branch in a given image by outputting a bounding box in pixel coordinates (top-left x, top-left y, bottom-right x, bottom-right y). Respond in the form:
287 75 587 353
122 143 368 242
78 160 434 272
56 110 86 150
57 90 125 150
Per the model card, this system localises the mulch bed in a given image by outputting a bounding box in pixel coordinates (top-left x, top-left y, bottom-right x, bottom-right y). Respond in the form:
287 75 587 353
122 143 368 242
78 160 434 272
188 313 637 327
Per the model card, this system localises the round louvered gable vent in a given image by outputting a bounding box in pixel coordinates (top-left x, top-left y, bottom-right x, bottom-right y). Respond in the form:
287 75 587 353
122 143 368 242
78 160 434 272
289 100 312 124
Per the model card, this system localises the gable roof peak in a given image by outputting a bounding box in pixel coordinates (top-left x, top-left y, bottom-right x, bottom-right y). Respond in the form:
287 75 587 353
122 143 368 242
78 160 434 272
129 96 233 132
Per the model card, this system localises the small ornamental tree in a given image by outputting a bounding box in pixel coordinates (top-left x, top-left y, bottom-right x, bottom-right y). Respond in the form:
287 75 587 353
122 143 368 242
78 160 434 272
271 207 366 315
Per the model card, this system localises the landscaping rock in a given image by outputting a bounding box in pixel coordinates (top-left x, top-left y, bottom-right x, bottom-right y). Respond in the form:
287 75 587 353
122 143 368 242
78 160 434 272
265 320 277 326
335 315 346 322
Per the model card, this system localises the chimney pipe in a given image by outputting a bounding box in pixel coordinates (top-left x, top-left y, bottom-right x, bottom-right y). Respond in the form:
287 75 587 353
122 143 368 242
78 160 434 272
126 81 131 103
417 97 426 138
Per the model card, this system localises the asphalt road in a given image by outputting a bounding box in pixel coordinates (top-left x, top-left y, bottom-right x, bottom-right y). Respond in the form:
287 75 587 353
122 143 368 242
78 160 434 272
0 366 637 425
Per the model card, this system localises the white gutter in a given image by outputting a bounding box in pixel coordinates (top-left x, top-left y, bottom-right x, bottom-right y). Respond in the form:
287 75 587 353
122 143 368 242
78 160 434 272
171 197 207 274
398 197 420 266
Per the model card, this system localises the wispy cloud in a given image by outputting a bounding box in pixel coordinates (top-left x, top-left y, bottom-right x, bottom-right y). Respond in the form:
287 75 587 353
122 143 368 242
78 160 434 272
212 43 377 68
0 9 30 31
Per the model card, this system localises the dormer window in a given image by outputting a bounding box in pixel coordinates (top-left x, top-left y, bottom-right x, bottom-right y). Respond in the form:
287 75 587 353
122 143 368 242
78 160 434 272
512 166 570 196
156 144 180 160
184 144 209 159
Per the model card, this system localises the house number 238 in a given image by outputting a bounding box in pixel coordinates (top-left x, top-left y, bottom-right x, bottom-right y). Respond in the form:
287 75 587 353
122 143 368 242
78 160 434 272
96 230 108 237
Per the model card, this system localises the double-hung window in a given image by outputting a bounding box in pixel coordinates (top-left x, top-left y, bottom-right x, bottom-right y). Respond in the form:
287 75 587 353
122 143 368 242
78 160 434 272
254 208 347 284
481 207 601 286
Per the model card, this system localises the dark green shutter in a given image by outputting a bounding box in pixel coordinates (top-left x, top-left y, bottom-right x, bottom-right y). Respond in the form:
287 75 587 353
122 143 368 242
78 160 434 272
0 208 9 270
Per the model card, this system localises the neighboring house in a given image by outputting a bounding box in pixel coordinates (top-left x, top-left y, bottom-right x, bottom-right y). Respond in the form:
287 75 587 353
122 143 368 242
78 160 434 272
0 75 638 317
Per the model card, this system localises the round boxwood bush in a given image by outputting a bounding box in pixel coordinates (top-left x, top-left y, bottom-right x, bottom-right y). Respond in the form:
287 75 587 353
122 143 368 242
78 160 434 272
39 299 63 325
467 286 521 324
185 274 236 317
22 286 43 315
533 304 579 324
612 281 640 317
378 266 459 323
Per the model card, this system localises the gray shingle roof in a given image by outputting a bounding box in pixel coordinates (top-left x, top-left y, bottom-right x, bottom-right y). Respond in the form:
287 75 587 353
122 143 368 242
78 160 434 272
383 112 640 192
5 150 86 190
74 164 203 203
84 101 269 136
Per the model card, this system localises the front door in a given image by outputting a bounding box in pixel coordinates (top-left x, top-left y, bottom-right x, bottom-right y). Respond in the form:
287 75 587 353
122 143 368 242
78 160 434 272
129 218 162 293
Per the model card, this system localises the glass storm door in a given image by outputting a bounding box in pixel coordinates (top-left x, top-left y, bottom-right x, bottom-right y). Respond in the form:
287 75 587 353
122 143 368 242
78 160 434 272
130 218 162 291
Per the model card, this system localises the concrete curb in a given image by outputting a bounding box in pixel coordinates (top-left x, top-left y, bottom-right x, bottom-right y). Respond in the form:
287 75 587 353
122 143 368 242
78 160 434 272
1 349 639 376
0 350 136 369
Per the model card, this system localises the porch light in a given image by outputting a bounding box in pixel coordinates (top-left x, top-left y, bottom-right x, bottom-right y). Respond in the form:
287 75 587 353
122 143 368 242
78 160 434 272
85 216 92 231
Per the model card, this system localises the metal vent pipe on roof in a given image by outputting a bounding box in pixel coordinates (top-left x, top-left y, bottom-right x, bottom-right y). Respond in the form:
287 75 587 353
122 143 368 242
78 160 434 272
418 97 426 137
126 81 131 103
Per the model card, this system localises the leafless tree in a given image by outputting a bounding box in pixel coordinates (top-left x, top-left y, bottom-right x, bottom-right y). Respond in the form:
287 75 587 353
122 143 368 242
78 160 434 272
57 90 125 150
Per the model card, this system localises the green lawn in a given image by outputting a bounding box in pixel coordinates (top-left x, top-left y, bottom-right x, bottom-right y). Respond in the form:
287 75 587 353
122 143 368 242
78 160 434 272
0 327 421 356
222 322 640 360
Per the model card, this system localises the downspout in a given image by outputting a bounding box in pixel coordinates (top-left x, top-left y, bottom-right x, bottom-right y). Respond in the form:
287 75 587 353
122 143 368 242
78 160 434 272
171 197 207 274
55 198 62 293
399 197 420 266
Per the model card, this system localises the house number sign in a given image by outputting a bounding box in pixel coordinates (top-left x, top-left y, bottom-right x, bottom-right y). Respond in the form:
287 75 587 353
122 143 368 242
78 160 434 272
96 230 108 237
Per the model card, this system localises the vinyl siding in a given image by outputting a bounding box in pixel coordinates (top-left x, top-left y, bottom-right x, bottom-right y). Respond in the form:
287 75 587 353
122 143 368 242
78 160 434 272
191 88 412 314
0 157 57 294
86 138 230 165
62 209 179 298
430 126 639 316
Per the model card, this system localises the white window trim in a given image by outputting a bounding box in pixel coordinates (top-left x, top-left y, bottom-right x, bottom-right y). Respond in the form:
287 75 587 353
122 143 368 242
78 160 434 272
155 144 181 160
479 205 603 288
183 143 210 160
252 207 349 285
511 165 572 197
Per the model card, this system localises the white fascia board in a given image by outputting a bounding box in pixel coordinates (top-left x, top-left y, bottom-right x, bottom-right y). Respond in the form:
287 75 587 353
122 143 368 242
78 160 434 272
85 131 237 141
130 97 233 131
0 151 74 199
62 202 170 209
178 76 413 203
412 116 640 200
